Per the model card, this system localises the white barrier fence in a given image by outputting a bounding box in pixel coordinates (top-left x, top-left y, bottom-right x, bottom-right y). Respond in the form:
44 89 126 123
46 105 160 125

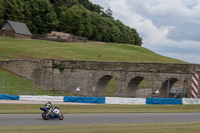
105 97 146 105
182 98 200 105
1 94 200 105
19 95 63 102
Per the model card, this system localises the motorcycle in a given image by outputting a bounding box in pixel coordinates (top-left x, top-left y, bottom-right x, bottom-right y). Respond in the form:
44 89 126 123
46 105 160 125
40 106 64 120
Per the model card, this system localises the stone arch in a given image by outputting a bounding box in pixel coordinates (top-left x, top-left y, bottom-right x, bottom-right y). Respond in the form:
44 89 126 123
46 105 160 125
95 75 113 97
160 78 179 98
127 76 144 97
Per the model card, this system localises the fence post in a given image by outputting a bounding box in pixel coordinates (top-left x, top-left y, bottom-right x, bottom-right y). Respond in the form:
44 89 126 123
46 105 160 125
32 76 35 95
144 79 146 98
167 78 170 98
89 74 93 97
2 72 5 94
62 75 65 96
183 79 186 98
118 77 121 97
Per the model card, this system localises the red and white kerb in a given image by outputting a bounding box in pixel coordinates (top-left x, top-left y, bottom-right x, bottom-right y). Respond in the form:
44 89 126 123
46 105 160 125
191 74 199 98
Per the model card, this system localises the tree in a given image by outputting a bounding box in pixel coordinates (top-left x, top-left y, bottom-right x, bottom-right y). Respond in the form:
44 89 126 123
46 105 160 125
0 1 4 27
2 0 25 22
2 0 58 34
50 0 104 17
1 0 142 45
89 12 104 41
25 0 58 34
104 7 113 18
59 5 93 37
59 4 142 45
78 0 103 14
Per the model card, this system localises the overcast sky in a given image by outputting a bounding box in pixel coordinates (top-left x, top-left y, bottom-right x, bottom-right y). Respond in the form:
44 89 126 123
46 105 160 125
91 0 200 64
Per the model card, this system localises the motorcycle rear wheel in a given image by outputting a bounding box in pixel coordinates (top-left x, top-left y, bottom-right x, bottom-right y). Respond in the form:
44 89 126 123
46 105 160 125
42 112 50 120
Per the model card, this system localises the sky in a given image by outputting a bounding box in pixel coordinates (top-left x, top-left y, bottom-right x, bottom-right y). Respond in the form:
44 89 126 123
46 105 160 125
91 0 200 64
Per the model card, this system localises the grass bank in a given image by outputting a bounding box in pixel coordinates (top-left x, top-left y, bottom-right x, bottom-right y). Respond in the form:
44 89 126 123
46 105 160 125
0 39 186 63
1 104 200 114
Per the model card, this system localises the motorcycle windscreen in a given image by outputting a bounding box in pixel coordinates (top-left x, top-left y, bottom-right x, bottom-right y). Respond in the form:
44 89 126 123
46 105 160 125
40 107 48 111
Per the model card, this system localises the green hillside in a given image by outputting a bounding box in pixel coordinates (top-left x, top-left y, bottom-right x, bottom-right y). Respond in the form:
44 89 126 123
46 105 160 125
0 39 186 63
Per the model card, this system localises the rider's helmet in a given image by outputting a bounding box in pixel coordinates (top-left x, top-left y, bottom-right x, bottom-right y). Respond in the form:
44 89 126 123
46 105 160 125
45 101 52 107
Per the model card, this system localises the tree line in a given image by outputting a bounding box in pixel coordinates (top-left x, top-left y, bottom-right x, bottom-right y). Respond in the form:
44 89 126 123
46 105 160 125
0 0 142 46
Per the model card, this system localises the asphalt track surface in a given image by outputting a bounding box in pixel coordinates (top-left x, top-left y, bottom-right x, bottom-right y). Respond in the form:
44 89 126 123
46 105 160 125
1 113 200 126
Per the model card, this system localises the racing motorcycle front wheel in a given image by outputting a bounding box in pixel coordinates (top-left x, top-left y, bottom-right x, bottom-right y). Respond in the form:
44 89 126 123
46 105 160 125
58 113 64 120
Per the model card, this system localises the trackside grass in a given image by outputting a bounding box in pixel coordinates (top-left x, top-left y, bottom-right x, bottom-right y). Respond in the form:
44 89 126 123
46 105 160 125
1 104 200 133
1 122 200 133
1 104 200 114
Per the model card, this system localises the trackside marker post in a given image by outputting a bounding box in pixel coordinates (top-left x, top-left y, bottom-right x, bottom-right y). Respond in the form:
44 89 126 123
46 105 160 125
191 73 199 98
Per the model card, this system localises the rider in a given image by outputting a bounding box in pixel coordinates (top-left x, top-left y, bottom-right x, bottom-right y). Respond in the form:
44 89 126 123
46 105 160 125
44 101 54 114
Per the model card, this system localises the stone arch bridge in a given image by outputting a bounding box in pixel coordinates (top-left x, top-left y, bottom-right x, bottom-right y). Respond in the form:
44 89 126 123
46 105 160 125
0 59 200 98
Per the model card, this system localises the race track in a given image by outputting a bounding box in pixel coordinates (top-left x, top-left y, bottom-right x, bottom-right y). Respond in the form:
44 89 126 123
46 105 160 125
1 113 200 126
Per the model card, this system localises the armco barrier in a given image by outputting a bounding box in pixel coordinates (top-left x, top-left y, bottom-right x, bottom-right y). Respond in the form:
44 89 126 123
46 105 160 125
64 96 105 104
19 95 63 102
105 97 146 105
0 94 19 100
146 98 182 105
182 98 200 105
1 94 200 105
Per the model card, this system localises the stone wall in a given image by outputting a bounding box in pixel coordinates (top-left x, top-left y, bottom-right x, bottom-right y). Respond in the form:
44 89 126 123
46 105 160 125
15 34 32 39
32 31 87 42
0 59 200 98
0 60 39 80
41 59 198 73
